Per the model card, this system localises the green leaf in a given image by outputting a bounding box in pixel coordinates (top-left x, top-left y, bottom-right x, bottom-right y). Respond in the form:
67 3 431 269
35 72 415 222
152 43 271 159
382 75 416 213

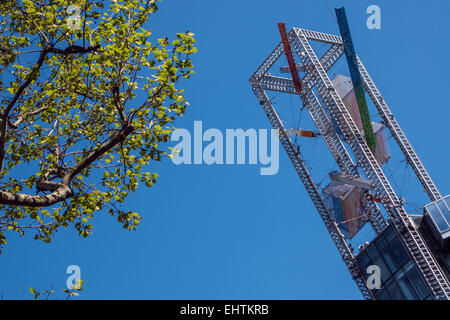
0 0 196 253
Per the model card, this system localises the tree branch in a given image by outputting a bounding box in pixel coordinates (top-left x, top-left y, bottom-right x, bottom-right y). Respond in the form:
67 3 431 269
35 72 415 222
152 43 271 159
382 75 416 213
0 185 73 207
0 123 134 207
0 49 48 173
112 84 128 124
63 123 134 183
47 45 100 55
9 104 48 128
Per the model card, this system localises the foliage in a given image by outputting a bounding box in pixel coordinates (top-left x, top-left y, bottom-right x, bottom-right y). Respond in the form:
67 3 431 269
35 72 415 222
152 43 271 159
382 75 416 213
0 0 196 252
30 280 84 300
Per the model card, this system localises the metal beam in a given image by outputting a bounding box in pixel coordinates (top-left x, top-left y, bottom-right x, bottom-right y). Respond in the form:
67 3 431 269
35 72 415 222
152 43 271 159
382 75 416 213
278 22 302 92
335 7 376 150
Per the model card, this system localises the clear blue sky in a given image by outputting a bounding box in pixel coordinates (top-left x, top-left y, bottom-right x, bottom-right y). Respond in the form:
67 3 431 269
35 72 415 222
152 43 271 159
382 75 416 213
1 0 449 299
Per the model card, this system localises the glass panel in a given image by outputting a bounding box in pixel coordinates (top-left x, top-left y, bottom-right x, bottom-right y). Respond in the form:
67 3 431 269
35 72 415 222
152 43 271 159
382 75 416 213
426 203 448 232
404 261 430 300
394 269 418 300
444 254 450 272
333 197 345 223
365 243 391 282
385 278 404 300
375 287 391 300
436 200 450 231
384 226 409 267
374 234 399 274
356 251 372 276
445 196 450 212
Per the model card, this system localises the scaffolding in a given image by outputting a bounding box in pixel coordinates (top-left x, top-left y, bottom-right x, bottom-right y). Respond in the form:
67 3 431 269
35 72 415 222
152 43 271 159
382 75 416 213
249 26 450 300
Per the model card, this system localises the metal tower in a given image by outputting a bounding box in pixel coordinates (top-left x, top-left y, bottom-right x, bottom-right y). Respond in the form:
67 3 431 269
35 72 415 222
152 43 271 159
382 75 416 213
249 26 450 300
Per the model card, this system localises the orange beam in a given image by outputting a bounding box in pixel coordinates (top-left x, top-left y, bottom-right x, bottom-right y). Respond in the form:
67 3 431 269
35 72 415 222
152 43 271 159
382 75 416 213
300 130 317 138
277 22 302 93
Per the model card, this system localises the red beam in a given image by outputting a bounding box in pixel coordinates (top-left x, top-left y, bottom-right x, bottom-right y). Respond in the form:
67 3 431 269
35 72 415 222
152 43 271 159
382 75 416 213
277 22 302 93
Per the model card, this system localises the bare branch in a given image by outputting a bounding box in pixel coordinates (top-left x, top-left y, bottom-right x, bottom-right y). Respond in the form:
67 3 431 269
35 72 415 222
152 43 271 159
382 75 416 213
47 45 100 55
9 104 48 128
63 123 134 183
0 185 72 207
0 123 134 207
0 49 48 173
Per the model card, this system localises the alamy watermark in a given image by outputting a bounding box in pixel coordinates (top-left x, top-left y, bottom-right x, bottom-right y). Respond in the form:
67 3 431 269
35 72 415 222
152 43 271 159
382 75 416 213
366 265 381 290
66 5 82 31
366 5 381 30
170 121 280 175
66 264 82 290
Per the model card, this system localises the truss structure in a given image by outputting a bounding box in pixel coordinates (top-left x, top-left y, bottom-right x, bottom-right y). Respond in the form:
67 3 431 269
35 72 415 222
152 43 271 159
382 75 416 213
249 27 450 300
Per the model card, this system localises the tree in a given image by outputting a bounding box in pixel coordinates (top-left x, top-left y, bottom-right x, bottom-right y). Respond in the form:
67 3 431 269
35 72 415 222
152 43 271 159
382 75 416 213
0 0 196 252
29 280 83 300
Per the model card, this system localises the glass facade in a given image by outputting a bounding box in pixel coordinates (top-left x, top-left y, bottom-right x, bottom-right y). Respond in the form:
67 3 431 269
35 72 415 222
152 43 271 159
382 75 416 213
356 224 433 300
424 195 450 236
417 213 450 283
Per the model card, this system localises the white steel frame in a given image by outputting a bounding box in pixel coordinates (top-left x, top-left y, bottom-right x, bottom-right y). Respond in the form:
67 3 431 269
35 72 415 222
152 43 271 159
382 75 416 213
249 27 450 300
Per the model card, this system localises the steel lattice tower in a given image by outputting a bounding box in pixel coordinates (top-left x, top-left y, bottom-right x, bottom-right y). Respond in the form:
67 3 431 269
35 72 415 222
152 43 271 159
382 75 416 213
249 27 450 300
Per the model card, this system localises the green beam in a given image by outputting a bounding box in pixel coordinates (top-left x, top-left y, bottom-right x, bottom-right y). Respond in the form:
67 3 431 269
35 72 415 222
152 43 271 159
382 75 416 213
335 7 377 150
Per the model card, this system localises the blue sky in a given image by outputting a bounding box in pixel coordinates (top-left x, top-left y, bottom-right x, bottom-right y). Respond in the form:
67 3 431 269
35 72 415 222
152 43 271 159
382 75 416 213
1 0 449 299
